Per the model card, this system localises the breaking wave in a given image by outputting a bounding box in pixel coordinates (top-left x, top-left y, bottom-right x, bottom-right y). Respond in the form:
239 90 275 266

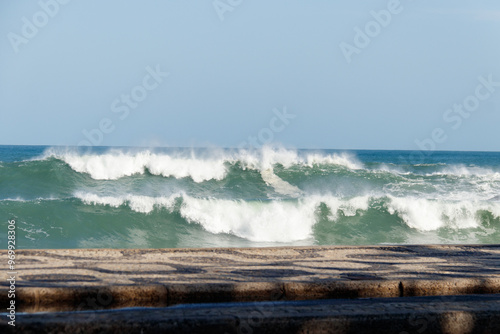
35 146 363 182
72 192 500 243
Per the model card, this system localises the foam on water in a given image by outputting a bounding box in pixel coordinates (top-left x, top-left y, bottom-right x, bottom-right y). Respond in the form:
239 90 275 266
304 152 362 169
321 195 371 220
76 192 178 213
43 149 228 182
75 192 318 242
260 168 302 197
180 196 318 242
386 195 500 231
38 146 365 182
73 191 500 243
427 164 500 178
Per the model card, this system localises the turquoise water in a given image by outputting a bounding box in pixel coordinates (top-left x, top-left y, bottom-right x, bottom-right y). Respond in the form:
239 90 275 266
1 145 499 249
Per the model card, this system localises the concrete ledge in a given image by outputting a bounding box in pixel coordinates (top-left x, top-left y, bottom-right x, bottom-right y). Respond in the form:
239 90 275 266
1 245 500 312
2 294 500 334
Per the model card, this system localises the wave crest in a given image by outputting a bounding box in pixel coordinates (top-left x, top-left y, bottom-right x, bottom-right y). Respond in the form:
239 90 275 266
74 192 500 243
43 148 229 182
38 146 364 182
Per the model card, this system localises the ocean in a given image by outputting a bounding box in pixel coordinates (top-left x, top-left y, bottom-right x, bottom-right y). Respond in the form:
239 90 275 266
0 145 499 249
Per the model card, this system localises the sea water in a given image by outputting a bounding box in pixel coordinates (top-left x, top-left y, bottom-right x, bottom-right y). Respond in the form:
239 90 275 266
0 145 499 249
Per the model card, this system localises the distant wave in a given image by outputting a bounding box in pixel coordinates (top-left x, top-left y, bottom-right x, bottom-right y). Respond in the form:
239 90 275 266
35 146 363 182
425 164 500 179
0 146 497 203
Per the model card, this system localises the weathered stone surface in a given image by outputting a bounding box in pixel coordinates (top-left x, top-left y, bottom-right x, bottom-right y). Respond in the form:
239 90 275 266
167 282 284 305
2 294 500 334
1 245 500 312
401 278 500 297
284 280 401 299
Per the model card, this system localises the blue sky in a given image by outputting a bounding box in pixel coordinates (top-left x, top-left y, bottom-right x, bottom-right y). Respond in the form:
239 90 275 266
1 0 499 150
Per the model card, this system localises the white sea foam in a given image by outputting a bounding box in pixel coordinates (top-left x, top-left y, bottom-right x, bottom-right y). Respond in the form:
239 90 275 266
234 147 362 171
322 195 371 220
74 191 500 242
0 197 63 202
40 146 364 182
75 192 319 242
260 168 302 197
0 197 28 202
303 152 362 169
76 192 178 213
74 191 370 243
375 163 411 175
246 146 300 170
44 148 229 182
386 195 500 231
427 164 500 179
370 162 500 181
179 196 318 242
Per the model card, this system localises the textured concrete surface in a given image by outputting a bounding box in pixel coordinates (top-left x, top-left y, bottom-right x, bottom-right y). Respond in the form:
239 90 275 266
2 294 500 333
1 245 500 312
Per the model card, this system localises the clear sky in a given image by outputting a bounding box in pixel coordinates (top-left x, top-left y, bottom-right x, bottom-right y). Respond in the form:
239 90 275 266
1 0 499 151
